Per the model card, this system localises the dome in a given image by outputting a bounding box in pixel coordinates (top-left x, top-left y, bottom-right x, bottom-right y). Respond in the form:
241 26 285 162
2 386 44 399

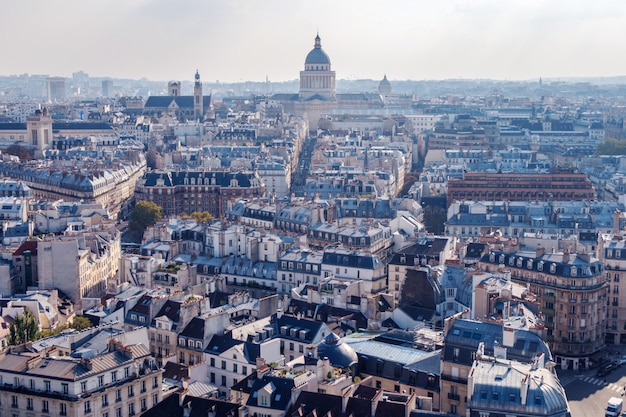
305 34 331 65
378 75 392 95
316 333 358 368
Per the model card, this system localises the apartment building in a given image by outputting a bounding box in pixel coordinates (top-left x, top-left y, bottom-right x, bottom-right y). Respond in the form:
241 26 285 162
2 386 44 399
0 339 162 417
479 247 606 370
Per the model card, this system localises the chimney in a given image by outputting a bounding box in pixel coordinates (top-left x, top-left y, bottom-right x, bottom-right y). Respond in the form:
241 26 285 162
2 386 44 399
520 373 530 406
535 246 545 258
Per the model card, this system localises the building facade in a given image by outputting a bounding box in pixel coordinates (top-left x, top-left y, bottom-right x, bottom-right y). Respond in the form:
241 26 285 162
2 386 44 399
479 248 606 370
447 169 595 206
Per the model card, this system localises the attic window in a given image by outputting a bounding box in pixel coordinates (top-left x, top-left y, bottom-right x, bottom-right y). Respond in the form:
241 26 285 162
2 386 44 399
275 394 281 401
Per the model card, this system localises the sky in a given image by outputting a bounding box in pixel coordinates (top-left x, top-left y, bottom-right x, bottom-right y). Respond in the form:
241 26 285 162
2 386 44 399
2 0 626 83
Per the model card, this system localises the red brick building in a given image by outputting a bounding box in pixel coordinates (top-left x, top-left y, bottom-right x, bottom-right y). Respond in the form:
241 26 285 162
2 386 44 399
135 170 264 217
447 169 595 206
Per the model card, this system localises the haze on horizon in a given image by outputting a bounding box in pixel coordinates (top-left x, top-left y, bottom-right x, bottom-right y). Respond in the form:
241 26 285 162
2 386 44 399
3 0 626 83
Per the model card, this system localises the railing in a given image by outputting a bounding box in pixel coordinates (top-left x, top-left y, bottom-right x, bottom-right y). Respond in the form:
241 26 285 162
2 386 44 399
441 374 468 385
448 393 460 401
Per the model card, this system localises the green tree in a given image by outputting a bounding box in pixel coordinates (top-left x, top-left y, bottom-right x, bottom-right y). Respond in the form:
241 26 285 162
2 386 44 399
70 316 93 331
596 138 626 155
190 211 213 224
129 200 162 239
8 309 40 346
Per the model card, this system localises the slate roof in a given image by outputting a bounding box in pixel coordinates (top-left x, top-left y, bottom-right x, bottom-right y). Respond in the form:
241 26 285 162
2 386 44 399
140 393 239 417
443 318 551 365
322 248 383 270
0 122 27 130
469 358 568 416
152 300 182 329
179 317 206 340
316 333 358 368
246 375 295 411
286 391 344 417
144 96 211 110
480 250 603 278
52 122 114 132
142 170 258 188
274 314 324 344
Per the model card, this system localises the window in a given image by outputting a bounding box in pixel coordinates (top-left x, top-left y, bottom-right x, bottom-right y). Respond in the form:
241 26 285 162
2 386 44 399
125 367 130 378
221 360 226 370
11 395 17 408
116 389 122 402
62 383 69 394
210 357 215 367
27 397 33 410
81 381 87 392
141 398 147 412
210 372 215 383
45 380 51 392
60 403 67 416
128 403 135 416
141 380 146 393
84 400 92 413
98 375 104 387
153 377 158 389
153 394 159 407
102 394 109 407
42 400 49 413
221 375 227 386
233 363 238 373
111 371 118 382
128 385 134 397
116 408 122 417
242 366 248 375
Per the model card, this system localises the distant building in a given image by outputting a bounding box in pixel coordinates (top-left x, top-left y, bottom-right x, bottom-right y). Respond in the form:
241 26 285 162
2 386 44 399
46 76 66 101
143 71 212 121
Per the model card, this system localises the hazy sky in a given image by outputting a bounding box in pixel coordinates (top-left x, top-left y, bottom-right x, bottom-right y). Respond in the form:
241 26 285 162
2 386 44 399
3 0 626 83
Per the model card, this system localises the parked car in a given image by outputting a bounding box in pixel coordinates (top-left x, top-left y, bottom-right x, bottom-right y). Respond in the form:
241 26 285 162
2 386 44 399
598 363 616 377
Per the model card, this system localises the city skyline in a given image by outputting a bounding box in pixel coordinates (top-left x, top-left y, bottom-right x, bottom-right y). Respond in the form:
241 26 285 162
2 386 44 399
3 0 626 83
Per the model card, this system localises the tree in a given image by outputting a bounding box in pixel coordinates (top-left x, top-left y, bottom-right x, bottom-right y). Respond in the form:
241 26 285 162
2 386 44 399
5 144 33 161
8 309 39 346
189 211 213 224
128 200 162 239
400 173 420 196
70 316 93 331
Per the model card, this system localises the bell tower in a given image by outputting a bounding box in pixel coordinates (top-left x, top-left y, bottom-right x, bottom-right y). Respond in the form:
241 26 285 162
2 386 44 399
193 70 203 120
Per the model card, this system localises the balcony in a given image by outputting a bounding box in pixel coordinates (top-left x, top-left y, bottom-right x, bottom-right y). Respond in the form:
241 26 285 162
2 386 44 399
448 393 460 401
441 374 468 385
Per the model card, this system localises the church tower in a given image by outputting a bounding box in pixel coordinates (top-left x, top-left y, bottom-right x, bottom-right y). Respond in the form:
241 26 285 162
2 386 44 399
299 33 336 100
26 108 52 155
193 70 203 120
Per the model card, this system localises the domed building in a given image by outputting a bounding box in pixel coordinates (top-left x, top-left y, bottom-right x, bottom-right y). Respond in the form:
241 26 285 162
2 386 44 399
316 332 358 370
271 33 386 130
378 75 392 96
299 33 336 100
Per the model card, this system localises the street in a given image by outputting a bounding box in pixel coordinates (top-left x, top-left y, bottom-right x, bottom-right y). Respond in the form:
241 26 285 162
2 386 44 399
560 365 626 417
